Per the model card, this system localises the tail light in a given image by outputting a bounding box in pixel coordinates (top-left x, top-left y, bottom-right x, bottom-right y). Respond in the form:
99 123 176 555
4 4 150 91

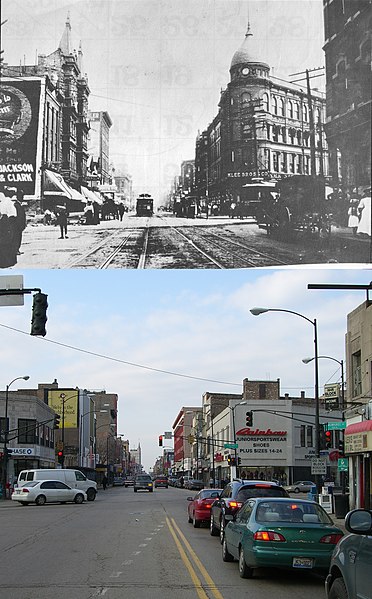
320 533 343 544
22 488 30 493
204 503 212 509
254 530 286 542
229 501 243 509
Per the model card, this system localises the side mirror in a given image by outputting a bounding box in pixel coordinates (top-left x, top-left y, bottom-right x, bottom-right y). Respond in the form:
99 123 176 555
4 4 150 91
346 509 372 534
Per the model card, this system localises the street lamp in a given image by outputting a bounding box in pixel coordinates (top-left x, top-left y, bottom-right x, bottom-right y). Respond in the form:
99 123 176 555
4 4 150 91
79 409 108 467
250 307 320 488
302 356 345 410
59 392 80 469
2 375 30 499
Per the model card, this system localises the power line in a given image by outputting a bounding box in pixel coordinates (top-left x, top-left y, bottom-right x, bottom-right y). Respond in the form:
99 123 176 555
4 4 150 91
0 322 241 387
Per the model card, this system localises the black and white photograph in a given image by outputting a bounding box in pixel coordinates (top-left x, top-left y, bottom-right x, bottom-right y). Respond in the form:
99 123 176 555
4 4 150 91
0 1 371 599
0 0 370 268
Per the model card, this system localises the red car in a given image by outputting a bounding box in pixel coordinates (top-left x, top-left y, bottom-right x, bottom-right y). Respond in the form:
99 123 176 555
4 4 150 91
187 488 223 528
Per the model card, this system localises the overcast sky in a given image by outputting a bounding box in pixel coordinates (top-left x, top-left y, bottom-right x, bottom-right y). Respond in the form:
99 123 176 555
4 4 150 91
2 0 325 200
0 267 368 471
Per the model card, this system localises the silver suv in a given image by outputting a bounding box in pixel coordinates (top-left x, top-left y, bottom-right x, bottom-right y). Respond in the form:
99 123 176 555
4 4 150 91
325 508 372 599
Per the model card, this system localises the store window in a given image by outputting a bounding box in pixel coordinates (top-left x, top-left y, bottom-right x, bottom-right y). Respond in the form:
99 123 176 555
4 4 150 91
288 100 293 119
306 426 313 447
352 351 362 397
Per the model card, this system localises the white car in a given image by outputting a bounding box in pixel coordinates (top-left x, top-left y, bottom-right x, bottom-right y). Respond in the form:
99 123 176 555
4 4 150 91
11 480 87 506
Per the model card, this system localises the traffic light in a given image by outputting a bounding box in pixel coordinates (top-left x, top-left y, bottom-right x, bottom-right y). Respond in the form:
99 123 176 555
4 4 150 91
54 414 61 429
319 424 327 450
338 438 345 456
246 411 253 426
158 435 163 447
227 454 231 464
230 456 237 466
57 450 63 464
30 292 48 337
325 430 332 449
237 457 242 465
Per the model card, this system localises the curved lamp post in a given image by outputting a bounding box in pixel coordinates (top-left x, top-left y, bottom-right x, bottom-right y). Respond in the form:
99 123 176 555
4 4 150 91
302 355 344 410
2 375 30 499
79 409 108 466
250 307 320 486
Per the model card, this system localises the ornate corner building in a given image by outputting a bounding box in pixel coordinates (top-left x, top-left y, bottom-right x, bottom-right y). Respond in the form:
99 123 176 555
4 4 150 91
194 23 328 213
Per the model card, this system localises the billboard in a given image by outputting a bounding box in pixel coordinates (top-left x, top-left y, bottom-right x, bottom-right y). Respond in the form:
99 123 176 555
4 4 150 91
48 389 79 428
0 78 44 197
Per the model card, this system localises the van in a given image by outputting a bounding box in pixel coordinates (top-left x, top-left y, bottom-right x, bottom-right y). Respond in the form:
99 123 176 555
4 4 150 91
17 469 97 501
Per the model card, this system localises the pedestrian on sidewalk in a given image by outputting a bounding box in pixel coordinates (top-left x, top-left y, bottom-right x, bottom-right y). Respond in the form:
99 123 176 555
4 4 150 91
347 195 360 236
102 475 108 490
0 187 18 267
357 188 371 237
56 203 69 239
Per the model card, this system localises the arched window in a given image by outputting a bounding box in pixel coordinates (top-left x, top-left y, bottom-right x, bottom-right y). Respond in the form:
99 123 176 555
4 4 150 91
294 102 300 120
288 100 293 119
272 125 279 142
262 93 269 112
289 154 296 173
266 123 271 140
280 97 285 116
297 130 302 145
303 104 308 121
273 96 278 115
241 92 251 104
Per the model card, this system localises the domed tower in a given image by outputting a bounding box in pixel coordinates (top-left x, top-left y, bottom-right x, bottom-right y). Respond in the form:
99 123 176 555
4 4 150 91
229 22 270 83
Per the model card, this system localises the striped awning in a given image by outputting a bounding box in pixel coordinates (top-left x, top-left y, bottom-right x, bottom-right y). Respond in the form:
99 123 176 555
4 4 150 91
44 170 86 202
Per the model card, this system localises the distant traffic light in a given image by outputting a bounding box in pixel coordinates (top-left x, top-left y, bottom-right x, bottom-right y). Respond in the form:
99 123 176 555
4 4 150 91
319 424 327 450
57 450 63 464
230 456 237 467
227 454 231 465
246 411 253 427
54 414 61 429
237 457 242 465
325 430 332 449
158 435 163 447
30 292 48 336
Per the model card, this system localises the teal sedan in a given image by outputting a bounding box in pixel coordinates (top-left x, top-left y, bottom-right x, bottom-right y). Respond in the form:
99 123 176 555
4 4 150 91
222 497 344 579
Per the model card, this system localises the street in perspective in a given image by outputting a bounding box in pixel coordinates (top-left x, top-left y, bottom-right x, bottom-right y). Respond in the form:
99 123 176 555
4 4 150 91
0 0 370 268
1 274 372 598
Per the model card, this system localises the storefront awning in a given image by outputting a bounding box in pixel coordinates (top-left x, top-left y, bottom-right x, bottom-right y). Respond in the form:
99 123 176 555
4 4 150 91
345 420 372 435
81 185 103 205
44 170 86 202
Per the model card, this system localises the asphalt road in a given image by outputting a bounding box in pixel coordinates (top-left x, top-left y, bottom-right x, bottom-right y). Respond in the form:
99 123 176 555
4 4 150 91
0 486 332 599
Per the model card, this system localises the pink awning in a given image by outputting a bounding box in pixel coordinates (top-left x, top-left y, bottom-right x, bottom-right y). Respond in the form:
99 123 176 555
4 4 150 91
345 420 372 435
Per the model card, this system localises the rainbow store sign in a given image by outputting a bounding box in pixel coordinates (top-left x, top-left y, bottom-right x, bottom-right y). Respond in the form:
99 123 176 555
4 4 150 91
236 427 287 457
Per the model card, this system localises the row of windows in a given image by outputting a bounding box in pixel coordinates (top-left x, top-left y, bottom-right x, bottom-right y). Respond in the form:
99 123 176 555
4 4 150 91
0 418 55 447
237 92 323 122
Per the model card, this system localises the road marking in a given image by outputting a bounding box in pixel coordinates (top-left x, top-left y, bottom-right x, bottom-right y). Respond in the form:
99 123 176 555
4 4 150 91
166 517 209 599
144 537 152 541
170 518 225 599
139 543 147 547
110 572 123 578
132 551 141 555
121 560 133 565
93 589 108 596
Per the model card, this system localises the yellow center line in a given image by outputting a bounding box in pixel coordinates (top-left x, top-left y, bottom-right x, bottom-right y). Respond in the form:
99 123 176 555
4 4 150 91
166 517 209 599
170 518 225 599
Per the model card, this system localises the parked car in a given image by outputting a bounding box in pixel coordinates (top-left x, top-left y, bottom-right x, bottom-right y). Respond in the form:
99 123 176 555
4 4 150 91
134 474 153 492
11 480 87 506
168 477 177 487
154 477 168 488
210 479 289 543
17 468 97 501
222 497 343 579
113 476 125 486
124 477 134 487
187 489 223 527
285 480 316 493
325 508 372 599
185 479 204 491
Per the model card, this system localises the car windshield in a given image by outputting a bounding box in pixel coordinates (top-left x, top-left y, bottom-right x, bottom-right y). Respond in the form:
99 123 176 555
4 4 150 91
137 476 151 481
255 501 333 524
237 486 287 501
200 490 221 499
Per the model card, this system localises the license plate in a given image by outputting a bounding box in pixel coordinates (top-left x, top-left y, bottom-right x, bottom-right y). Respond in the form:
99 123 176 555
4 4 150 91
293 557 313 569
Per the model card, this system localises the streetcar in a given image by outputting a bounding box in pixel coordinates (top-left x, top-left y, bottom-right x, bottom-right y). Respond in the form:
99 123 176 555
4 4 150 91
244 175 332 240
136 194 154 216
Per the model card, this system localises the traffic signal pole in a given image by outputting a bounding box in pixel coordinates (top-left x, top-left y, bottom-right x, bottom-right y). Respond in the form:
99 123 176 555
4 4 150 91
0 287 48 336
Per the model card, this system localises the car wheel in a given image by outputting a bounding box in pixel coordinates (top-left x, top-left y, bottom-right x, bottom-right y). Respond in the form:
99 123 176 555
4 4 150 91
294 487 300 493
328 578 348 599
239 547 253 579
35 495 46 506
222 537 234 562
86 488 96 501
193 515 200 528
210 514 219 536
74 493 84 504
219 518 225 544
